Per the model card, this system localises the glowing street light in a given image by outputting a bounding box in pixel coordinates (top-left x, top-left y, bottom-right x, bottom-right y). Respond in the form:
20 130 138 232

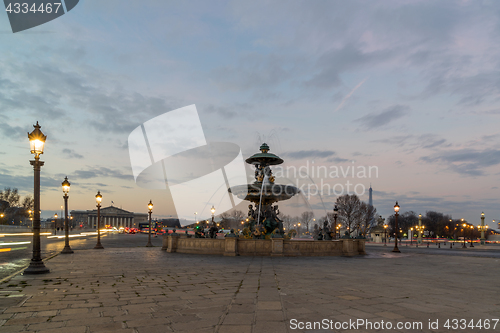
480 212 486 245
94 191 104 249
60 177 73 254
461 219 467 249
392 201 400 253
146 200 153 247
24 122 49 275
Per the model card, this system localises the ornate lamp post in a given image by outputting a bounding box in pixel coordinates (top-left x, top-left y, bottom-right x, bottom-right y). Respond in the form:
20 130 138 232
480 212 486 245
469 225 474 247
94 191 104 249
461 219 467 248
61 177 73 254
54 213 58 235
211 206 215 225
333 204 338 239
418 214 423 244
410 227 414 246
24 122 50 275
383 223 388 246
392 201 400 253
146 200 153 247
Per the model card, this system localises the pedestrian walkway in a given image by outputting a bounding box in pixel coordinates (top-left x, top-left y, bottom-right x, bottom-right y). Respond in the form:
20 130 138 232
0 246 499 332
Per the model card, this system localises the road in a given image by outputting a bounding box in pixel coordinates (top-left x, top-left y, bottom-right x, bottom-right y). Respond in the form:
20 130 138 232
0 231 163 280
3 233 499 281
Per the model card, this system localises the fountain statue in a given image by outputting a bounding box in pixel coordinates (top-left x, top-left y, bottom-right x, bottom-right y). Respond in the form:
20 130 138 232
228 143 300 237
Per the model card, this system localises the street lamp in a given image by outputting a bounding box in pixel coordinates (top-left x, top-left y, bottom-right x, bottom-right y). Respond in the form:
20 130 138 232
383 223 388 246
54 213 58 235
392 201 400 253
461 219 466 248
480 212 486 245
469 225 474 247
418 214 423 244
24 122 50 274
146 200 153 247
410 227 414 246
333 204 338 239
60 177 73 254
94 191 104 249
211 205 215 225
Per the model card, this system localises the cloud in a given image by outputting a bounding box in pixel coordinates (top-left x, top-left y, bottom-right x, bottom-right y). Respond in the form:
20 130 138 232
372 134 449 151
72 167 133 181
0 172 60 192
420 148 500 176
210 53 291 95
355 105 409 129
0 123 25 140
62 149 84 159
283 150 337 159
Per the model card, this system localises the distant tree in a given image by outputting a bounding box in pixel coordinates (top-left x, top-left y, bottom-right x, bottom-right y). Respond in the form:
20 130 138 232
281 214 293 231
336 194 363 235
220 210 244 229
357 202 377 237
22 196 34 216
0 188 20 207
0 188 33 225
387 211 418 239
300 211 314 233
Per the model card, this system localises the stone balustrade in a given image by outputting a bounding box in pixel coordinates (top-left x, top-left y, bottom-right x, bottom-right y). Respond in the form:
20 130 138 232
162 234 366 257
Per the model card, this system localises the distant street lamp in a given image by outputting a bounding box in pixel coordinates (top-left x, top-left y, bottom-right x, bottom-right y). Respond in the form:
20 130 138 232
410 227 414 246
61 177 73 254
194 212 197 224
480 212 486 245
418 214 423 244
461 219 467 248
211 205 215 226
333 204 339 239
383 223 388 246
94 191 104 249
469 225 474 247
146 200 153 247
54 213 58 235
392 201 400 253
24 122 50 275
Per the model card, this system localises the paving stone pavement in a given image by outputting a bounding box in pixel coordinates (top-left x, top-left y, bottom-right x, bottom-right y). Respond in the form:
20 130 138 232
0 246 499 333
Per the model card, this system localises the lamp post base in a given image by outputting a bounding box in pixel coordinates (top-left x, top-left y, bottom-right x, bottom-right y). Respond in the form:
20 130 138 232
94 243 104 249
61 246 74 254
146 242 153 247
23 260 50 275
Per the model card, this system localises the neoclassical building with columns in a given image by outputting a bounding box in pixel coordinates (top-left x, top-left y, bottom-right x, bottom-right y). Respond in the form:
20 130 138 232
71 206 148 229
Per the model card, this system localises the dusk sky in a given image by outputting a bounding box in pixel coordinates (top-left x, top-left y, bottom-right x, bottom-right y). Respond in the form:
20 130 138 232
1 1 499 226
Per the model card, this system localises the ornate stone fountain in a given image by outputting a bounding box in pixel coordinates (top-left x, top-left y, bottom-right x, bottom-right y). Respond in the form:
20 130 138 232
228 143 300 238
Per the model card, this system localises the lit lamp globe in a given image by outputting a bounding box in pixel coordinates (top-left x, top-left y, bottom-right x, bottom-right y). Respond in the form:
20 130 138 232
28 122 46 158
62 177 70 195
211 206 215 215
148 200 153 212
96 191 102 205
394 202 400 213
